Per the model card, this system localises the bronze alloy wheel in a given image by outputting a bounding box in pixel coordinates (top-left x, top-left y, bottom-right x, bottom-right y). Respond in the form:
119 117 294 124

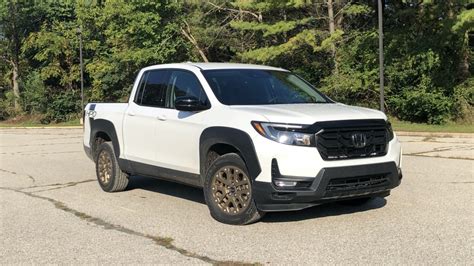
97 150 113 185
211 166 251 215
95 142 129 192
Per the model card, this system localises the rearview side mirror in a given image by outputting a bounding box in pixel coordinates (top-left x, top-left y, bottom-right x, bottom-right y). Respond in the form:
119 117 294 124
175 96 210 112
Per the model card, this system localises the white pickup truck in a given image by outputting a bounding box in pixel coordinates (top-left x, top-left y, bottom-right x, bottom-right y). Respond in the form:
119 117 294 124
83 62 402 224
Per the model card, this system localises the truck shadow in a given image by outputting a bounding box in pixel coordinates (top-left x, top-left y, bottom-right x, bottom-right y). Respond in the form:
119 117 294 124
261 197 387 223
127 175 206 204
127 175 387 222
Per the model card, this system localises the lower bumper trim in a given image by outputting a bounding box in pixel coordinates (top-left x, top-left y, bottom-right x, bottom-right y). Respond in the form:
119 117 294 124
253 162 401 212
257 191 391 212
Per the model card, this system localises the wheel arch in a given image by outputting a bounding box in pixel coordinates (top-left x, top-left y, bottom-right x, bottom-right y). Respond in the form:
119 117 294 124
199 127 261 183
90 119 121 160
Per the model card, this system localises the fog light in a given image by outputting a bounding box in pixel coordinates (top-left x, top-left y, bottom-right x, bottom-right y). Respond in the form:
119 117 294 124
274 180 297 187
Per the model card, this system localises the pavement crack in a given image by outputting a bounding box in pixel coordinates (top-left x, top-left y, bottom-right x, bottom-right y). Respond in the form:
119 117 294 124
0 141 81 147
401 140 472 144
0 186 258 265
407 145 471 156
421 136 437 142
0 150 82 156
0 168 36 184
404 154 474 161
27 179 96 193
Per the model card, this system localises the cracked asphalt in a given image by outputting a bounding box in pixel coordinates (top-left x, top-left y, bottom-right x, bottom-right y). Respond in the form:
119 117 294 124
1 128 473 264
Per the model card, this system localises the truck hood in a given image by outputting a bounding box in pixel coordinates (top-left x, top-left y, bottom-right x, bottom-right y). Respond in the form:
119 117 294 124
229 103 386 124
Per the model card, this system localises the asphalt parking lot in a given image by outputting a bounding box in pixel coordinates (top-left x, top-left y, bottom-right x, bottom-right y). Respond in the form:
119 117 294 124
1 128 472 264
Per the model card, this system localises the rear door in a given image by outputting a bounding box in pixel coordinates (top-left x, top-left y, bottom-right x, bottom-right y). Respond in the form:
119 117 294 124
123 69 169 165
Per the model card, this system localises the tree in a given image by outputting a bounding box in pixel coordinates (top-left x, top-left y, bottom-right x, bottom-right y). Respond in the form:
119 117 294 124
0 1 43 111
452 7 473 79
327 0 337 73
77 1 192 102
0 0 471 124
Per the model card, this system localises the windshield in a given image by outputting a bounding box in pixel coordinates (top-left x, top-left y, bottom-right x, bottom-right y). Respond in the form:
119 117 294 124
201 69 330 105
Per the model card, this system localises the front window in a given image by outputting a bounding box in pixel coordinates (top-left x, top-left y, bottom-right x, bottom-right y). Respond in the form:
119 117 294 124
166 70 208 108
202 69 330 105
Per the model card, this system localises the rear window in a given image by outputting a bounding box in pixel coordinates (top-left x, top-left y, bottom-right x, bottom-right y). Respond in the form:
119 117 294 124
135 70 168 107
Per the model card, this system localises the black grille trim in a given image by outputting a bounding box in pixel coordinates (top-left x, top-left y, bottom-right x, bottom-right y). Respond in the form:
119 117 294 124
326 175 389 192
324 175 390 197
310 119 390 161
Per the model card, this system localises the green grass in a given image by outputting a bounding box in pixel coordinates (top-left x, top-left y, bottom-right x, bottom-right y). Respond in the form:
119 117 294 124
0 118 81 128
391 118 474 133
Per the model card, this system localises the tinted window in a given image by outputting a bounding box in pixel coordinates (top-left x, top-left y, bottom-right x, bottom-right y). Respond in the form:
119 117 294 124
202 69 329 105
137 70 168 107
134 72 148 104
167 70 208 108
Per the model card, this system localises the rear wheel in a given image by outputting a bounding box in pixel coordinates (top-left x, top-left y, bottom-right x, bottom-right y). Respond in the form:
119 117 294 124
203 153 264 225
95 142 129 192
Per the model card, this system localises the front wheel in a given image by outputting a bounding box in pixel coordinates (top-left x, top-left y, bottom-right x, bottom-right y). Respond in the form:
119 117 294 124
203 153 264 225
95 142 129 192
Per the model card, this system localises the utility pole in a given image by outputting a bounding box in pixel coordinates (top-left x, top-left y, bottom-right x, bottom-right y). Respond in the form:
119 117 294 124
327 0 338 73
77 27 84 118
378 0 384 112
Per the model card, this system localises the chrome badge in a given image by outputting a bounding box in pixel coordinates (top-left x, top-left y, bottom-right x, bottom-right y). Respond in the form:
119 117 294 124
351 132 367 148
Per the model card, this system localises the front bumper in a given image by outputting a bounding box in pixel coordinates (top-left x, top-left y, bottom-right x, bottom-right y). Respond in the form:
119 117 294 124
253 161 402 212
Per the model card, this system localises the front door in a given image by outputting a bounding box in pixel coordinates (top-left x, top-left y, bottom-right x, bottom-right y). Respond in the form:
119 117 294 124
154 69 210 174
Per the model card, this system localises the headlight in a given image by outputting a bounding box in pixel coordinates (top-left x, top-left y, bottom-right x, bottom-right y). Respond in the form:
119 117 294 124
251 121 314 146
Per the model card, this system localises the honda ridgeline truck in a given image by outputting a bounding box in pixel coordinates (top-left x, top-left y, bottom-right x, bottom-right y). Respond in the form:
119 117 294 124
83 63 402 225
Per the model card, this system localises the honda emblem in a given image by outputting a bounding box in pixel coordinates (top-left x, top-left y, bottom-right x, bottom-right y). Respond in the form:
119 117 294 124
351 133 367 148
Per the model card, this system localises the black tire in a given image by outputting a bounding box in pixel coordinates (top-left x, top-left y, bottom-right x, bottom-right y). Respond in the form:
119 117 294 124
338 197 373 206
95 142 129 192
203 153 265 225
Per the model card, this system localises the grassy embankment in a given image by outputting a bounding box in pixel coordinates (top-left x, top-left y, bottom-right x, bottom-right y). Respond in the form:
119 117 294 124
0 116 472 133
0 117 81 128
390 118 473 133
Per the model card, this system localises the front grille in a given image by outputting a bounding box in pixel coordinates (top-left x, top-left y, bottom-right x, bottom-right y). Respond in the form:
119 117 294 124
315 125 389 160
325 175 389 193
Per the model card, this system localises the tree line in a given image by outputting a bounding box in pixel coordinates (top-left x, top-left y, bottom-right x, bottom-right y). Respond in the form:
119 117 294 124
0 0 472 124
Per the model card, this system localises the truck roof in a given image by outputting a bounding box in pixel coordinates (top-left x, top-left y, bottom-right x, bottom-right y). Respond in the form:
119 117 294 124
143 62 288 72
187 62 287 71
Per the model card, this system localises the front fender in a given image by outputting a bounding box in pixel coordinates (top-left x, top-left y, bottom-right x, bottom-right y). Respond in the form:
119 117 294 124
199 127 261 180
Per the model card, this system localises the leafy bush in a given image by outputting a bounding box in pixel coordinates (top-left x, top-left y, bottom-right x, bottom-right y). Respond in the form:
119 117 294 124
0 91 18 120
21 71 48 115
390 89 451 125
43 90 80 123
320 71 380 109
452 77 474 122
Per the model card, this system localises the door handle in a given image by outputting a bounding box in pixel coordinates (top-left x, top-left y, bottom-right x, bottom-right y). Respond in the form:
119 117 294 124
127 112 136 116
156 114 167 121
